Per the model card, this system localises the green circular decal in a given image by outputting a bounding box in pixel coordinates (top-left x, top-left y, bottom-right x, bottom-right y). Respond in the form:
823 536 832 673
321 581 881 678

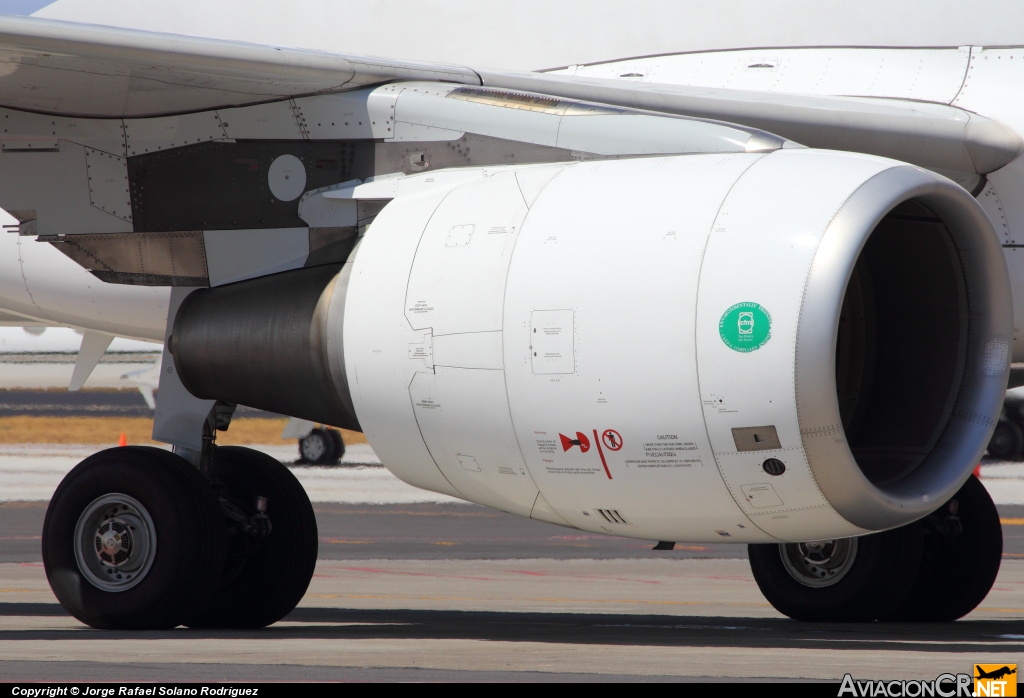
719 302 772 352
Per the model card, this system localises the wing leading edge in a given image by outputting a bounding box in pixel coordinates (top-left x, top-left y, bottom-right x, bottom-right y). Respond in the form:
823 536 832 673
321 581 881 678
0 14 1015 174
0 14 479 116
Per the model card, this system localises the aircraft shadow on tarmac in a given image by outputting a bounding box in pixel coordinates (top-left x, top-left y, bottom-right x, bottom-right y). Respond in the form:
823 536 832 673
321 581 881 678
3 602 1023 654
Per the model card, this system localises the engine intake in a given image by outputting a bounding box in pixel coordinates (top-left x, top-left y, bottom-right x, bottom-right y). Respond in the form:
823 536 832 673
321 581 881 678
795 167 1009 530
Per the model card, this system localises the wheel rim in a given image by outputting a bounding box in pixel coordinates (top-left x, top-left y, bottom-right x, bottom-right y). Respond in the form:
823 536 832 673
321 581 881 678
73 493 157 592
779 538 858 588
301 434 325 462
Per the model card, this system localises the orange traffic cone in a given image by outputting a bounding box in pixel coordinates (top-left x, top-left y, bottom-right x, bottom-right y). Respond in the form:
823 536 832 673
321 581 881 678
118 433 127 447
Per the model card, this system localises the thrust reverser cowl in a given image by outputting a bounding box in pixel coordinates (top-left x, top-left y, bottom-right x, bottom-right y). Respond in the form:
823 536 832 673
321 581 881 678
342 150 1010 543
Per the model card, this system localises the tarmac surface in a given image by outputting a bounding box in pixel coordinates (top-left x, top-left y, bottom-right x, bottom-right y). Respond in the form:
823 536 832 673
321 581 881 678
2 449 1024 682
0 377 1021 683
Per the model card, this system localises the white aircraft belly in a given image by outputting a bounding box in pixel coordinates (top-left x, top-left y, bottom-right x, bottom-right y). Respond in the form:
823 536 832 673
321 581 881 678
0 213 167 340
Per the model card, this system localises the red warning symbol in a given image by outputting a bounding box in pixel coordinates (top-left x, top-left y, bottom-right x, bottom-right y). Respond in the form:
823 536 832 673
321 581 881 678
602 429 623 451
559 431 591 453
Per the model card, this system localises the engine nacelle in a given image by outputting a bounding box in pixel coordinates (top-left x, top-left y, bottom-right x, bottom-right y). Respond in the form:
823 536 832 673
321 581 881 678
173 150 1011 543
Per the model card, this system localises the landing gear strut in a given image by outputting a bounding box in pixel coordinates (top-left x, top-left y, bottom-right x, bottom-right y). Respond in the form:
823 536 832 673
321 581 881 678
748 475 1002 622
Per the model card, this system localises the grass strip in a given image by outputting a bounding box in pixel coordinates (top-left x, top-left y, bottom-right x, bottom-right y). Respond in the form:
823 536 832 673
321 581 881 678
0 416 367 445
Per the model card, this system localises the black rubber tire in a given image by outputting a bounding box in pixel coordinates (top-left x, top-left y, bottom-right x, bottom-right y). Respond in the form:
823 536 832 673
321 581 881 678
185 446 318 628
298 428 337 465
1003 395 1024 428
327 428 345 463
748 524 923 622
42 446 226 629
882 476 1002 622
988 418 1024 460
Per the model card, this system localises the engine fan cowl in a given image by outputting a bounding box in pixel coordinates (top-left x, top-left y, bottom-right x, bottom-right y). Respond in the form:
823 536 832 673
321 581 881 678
342 150 1009 541
170 149 1009 542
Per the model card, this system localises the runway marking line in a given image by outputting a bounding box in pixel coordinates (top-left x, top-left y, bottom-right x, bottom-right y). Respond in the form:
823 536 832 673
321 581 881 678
1001 518 1024 525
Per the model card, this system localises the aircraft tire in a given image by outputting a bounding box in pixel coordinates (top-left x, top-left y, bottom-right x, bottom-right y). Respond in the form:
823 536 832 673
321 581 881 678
987 418 1023 460
184 446 318 629
298 427 338 465
327 428 345 463
881 475 1002 622
1003 394 1024 429
747 524 923 622
42 446 227 629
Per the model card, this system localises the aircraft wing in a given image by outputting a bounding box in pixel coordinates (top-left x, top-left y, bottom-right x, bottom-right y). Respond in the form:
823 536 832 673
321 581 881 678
0 14 478 116
0 15 1017 173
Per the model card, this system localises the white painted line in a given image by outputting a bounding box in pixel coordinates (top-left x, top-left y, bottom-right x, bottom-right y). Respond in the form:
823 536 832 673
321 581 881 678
0 443 462 505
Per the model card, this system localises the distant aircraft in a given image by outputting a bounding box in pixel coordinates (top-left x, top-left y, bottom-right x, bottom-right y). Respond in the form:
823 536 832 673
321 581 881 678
0 0 1016 629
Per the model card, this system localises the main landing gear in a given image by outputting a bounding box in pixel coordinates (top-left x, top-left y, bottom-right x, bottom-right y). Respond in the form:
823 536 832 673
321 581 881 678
42 443 318 630
748 475 1001 622
298 427 345 465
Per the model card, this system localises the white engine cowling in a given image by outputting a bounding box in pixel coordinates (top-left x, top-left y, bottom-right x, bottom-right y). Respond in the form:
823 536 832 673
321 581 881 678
341 150 1010 543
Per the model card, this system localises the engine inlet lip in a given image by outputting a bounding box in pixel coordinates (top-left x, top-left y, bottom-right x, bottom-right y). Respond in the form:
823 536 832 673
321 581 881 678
795 166 1011 531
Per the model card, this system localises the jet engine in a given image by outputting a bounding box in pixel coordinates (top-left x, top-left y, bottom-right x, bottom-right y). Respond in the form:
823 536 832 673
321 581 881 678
170 150 1011 543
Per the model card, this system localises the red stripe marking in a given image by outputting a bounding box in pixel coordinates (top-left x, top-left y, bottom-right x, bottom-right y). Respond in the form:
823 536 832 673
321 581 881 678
593 429 613 479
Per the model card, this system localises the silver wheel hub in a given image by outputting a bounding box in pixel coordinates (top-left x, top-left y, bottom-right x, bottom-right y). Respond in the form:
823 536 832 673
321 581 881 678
302 434 325 461
780 538 858 588
74 493 156 592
